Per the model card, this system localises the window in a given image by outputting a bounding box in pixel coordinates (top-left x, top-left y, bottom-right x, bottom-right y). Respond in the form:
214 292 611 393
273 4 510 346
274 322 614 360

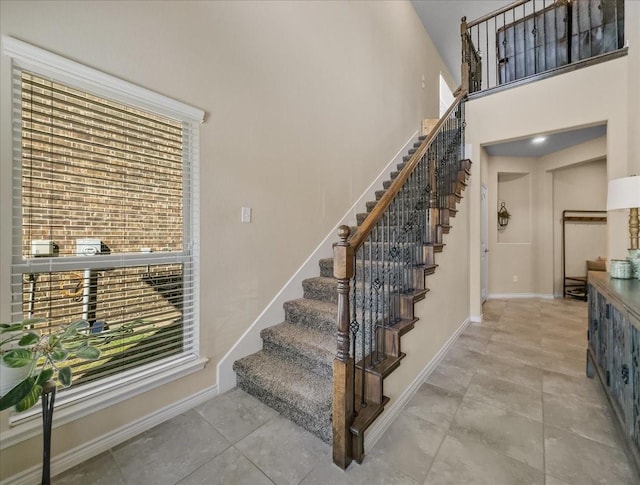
439 74 454 118
4 37 204 416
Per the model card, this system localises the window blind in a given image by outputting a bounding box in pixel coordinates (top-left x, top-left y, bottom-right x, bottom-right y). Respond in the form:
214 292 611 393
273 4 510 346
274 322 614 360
10 67 200 391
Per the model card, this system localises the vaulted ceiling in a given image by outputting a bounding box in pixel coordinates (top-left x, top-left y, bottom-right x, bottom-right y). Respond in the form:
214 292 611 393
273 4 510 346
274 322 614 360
411 0 512 85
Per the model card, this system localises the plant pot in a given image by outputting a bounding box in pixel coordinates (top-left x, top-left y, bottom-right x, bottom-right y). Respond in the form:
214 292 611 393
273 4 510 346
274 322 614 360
0 361 29 396
0 330 30 396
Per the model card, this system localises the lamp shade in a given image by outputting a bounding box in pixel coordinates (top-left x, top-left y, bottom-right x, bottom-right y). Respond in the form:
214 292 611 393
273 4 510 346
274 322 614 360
607 176 640 210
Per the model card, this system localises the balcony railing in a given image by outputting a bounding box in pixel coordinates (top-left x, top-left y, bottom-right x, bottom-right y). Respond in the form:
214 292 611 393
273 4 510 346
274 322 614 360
461 0 625 94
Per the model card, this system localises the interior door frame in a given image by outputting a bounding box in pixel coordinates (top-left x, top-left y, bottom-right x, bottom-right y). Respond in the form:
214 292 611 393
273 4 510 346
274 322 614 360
481 183 488 303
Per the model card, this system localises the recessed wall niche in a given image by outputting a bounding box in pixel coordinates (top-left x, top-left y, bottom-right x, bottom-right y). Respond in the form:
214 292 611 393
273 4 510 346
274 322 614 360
497 172 531 243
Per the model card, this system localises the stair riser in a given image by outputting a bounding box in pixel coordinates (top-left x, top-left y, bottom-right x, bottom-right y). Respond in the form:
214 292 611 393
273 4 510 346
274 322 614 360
320 259 333 278
303 280 338 304
235 374 332 443
283 301 336 334
262 340 332 379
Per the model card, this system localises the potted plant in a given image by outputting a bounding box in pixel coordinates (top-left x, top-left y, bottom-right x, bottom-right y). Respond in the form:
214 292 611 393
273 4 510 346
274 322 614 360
0 317 102 485
0 318 101 411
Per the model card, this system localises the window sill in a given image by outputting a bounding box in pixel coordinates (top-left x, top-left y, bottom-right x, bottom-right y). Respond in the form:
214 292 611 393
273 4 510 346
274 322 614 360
0 356 208 450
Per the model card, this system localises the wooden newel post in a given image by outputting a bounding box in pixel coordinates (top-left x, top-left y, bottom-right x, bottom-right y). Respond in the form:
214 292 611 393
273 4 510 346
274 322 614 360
332 225 354 469
460 16 470 94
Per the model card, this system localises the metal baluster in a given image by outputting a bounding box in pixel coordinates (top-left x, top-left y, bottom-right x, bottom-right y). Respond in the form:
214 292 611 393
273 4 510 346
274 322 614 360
350 249 358 415
359 244 366 408
394 195 401 321
380 215 386 359
370 221 374 367
587 0 592 59
542 0 547 71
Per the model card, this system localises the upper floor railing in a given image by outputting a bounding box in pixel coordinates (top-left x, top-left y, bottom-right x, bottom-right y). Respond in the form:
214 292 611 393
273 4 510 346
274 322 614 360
462 0 625 94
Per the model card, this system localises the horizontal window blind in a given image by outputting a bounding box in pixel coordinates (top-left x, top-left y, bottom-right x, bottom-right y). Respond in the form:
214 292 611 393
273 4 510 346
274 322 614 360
10 66 199 392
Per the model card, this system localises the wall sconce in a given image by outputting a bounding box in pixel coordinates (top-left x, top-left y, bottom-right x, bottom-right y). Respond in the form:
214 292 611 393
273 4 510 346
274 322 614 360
607 175 640 250
498 202 511 227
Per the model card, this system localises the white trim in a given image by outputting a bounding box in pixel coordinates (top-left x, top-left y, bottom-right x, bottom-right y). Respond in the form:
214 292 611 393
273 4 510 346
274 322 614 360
487 293 555 300
2 36 205 123
0 357 208 450
1 384 218 485
364 316 471 451
470 314 483 323
216 131 420 392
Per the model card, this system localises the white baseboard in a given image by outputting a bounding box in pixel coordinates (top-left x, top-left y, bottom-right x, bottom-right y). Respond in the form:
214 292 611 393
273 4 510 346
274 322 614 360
216 130 421 393
470 314 483 323
363 315 471 452
2 385 218 485
487 293 555 300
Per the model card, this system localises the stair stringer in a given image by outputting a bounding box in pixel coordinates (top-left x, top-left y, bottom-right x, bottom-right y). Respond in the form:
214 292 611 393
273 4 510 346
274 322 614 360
359 172 473 459
216 130 421 392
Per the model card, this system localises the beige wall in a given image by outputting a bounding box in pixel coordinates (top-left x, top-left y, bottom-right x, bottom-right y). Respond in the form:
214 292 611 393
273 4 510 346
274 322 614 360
467 45 634 314
467 0 639 315
627 1 640 175
497 172 532 244
483 138 608 298
552 159 608 295
0 0 452 479
487 158 538 295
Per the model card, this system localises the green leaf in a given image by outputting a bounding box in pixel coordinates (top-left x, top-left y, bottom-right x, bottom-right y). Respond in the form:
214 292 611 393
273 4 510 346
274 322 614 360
48 334 59 347
0 376 36 411
2 349 33 368
0 323 26 334
58 366 72 387
36 368 54 385
50 350 69 362
74 345 101 360
18 332 39 346
22 317 47 326
70 319 89 332
15 383 42 412
62 320 89 339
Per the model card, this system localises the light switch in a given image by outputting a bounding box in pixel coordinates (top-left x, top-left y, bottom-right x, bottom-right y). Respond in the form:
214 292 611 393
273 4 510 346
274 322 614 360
241 207 252 223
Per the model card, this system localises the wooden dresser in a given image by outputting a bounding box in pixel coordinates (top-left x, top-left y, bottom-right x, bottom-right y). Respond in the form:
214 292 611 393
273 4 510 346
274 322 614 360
587 271 640 474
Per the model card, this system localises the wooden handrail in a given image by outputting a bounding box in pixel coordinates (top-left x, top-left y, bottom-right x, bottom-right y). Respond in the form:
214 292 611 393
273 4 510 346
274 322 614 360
348 87 467 250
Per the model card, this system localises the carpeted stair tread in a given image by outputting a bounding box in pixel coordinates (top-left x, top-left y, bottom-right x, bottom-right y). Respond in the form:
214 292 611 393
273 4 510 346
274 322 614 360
233 351 332 442
261 322 334 377
283 298 337 333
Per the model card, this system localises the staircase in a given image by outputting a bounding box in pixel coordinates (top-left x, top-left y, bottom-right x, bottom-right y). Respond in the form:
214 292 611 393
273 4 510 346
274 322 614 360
233 116 471 455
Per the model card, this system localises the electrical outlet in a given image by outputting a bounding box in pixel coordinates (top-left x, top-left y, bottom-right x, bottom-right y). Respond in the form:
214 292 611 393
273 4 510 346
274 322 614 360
241 207 252 223
513 275 519 283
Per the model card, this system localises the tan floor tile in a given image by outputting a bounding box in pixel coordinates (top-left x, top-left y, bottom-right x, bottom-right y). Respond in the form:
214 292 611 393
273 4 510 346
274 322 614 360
544 425 638 485
404 382 463 432
423 434 544 485
450 397 544 470
368 410 447 484
465 373 543 421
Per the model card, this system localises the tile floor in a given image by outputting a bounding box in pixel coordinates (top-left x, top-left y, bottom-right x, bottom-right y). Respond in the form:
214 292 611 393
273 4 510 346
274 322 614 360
55 299 639 484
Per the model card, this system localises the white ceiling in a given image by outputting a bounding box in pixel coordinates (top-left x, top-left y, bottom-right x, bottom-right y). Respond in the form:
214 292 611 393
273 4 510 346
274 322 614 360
484 124 607 157
411 0 512 86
